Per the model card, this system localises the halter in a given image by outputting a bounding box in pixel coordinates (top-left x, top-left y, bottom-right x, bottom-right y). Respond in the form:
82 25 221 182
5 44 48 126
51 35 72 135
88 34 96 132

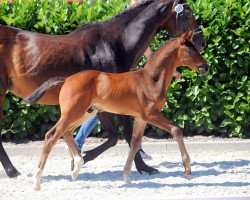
172 1 202 36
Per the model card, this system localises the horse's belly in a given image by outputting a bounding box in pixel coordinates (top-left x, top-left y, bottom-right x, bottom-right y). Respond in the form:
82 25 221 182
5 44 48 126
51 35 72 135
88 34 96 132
9 75 61 105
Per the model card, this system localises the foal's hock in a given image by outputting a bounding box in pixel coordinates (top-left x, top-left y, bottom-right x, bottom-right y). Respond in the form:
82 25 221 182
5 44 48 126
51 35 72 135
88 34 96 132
24 31 208 190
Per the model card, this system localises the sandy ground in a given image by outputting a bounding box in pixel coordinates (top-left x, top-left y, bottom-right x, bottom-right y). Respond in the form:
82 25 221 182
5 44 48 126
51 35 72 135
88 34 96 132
0 138 250 200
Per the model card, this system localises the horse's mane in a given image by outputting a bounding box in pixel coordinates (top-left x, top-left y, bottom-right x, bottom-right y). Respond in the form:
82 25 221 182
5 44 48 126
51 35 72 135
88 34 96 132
74 0 156 32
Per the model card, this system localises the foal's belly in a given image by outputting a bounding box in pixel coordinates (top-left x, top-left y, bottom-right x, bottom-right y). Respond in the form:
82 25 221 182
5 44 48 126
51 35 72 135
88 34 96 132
92 101 140 117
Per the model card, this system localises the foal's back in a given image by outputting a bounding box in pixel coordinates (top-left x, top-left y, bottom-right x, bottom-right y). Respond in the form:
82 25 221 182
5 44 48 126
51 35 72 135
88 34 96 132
59 69 146 117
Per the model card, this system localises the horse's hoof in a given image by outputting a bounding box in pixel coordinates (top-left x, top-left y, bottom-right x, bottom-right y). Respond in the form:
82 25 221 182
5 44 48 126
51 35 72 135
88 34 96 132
7 168 21 178
138 167 159 175
149 168 159 175
123 174 131 184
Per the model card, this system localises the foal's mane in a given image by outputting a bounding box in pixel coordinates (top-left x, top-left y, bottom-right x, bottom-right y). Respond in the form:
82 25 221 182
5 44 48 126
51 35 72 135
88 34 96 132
74 0 159 32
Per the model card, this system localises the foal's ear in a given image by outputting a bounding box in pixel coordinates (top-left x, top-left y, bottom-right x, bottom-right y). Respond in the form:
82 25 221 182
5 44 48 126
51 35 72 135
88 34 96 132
180 30 194 44
187 30 194 41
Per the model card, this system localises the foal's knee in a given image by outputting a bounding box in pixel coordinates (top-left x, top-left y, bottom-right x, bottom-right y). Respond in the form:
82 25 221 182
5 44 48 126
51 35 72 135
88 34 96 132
130 137 141 152
171 126 183 140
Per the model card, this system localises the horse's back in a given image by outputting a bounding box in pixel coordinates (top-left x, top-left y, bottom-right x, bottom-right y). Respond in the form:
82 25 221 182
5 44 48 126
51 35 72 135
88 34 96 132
0 25 20 43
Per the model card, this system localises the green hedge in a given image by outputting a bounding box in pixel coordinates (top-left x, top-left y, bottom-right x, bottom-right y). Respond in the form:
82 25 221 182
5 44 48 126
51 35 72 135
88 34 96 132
0 0 249 140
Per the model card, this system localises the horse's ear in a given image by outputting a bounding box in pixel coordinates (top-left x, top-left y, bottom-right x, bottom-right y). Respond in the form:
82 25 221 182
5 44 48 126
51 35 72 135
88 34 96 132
172 0 179 9
159 4 168 14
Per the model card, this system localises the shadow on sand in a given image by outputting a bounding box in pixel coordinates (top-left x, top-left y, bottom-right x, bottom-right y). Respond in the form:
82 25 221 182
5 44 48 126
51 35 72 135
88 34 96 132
42 159 250 189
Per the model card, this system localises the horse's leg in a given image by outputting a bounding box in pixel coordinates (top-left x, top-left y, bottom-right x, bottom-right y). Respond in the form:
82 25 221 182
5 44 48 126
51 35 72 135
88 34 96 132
82 112 118 163
119 115 159 175
0 134 21 178
0 77 21 178
144 113 191 178
123 117 146 183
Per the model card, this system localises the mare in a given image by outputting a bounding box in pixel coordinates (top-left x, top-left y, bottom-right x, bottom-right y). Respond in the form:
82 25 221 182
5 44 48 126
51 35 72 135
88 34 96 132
24 30 209 190
0 0 206 178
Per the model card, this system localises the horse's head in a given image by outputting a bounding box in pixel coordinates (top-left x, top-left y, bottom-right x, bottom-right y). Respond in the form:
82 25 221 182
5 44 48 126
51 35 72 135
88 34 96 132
158 0 206 51
177 30 209 75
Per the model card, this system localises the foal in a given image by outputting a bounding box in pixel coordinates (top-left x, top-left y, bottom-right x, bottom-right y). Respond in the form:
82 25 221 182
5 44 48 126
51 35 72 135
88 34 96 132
24 31 208 190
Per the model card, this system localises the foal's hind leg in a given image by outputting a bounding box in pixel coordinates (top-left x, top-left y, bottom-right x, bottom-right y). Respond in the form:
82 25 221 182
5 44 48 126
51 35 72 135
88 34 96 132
63 131 84 181
33 118 73 191
123 117 146 183
0 77 20 178
64 110 97 175
119 115 159 175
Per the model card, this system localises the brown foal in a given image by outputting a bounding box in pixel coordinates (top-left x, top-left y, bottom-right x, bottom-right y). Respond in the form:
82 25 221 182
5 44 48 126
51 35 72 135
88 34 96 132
24 31 208 190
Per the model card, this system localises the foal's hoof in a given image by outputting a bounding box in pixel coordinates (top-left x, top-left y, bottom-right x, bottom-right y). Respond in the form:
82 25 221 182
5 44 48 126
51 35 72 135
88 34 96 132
7 168 21 178
33 186 41 191
71 157 84 181
33 185 41 191
184 174 192 180
123 174 131 184
71 171 79 182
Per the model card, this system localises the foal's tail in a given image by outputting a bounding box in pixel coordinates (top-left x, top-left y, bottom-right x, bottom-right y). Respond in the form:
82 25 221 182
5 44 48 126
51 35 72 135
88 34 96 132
23 77 65 104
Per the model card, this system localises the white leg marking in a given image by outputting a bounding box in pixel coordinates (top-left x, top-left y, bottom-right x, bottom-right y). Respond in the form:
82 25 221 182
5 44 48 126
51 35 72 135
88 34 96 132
33 168 43 191
71 155 84 181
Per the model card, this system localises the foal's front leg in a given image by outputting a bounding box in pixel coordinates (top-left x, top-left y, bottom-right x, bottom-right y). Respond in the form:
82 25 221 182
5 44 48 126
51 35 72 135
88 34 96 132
123 117 147 183
145 112 191 178
119 115 159 175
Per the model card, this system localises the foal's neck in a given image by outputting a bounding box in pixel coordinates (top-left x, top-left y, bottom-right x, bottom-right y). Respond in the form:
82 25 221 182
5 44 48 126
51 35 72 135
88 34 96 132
144 40 180 90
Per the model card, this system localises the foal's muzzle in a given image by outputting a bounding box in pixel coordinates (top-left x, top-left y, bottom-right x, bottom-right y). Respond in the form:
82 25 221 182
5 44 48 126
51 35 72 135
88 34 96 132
198 64 209 75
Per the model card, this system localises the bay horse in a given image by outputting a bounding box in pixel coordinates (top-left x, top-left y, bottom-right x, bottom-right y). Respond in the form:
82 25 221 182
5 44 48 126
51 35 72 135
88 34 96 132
0 0 206 178
24 30 209 190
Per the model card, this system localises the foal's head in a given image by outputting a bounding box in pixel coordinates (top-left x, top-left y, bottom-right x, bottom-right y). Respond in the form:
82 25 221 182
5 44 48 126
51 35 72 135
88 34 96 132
176 31 209 75
159 0 206 51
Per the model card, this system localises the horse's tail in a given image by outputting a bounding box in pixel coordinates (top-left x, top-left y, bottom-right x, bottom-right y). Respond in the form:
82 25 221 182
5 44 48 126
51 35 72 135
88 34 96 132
23 77 66 104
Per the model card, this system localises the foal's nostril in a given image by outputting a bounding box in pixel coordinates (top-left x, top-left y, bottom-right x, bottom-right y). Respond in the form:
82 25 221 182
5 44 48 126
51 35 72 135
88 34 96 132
201 41 206 48
204 64 208 72
198 64 209 75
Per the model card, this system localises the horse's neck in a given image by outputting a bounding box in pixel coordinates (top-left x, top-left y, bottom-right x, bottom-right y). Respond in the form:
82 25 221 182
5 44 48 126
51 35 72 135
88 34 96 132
144 42 179 91
121 3 166 53
109 1 170 67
